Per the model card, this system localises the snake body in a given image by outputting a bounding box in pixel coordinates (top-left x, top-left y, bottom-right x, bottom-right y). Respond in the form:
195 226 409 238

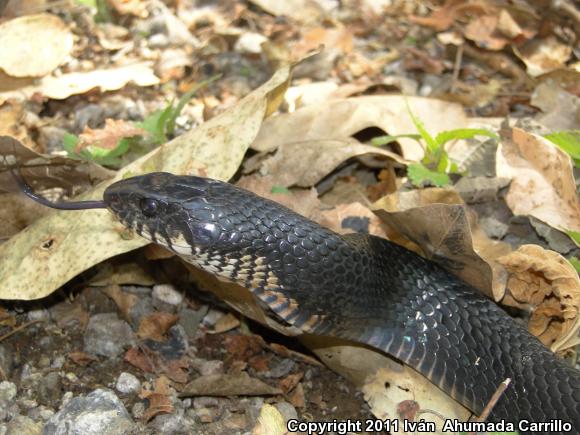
103 172 580 431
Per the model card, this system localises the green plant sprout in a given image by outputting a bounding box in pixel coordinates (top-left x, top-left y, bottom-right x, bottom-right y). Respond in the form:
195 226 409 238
63 75 220 168
372 104 498 187
544 130 580 168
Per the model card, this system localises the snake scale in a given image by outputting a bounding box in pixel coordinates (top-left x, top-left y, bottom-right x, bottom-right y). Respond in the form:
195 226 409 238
16 171 580 433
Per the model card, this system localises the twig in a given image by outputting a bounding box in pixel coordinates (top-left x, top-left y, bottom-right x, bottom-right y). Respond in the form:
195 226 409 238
467 378 511 435
450 44 464 93
0 319 44 343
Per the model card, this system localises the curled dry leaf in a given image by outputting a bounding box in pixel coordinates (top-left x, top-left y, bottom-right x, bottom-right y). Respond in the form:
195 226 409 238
0 63 160 103
372 188 511 300
138 312 180 341
181 372 282 397
259 139 406 188
0 64 295 300
514 36 573 77
409 0 491 32
251 404 286 435
496 127 580 233
102 285 139 321
0 13 73 78
252 96 469 161
140 376 175 422
498 245 580 353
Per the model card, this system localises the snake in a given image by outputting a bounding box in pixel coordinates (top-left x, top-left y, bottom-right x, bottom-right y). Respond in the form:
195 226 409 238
13 170 580 433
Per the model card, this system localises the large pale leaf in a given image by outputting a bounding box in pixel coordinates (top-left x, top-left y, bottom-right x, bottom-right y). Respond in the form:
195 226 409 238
252 96 468 161
0 65 293 300
496 127 580 232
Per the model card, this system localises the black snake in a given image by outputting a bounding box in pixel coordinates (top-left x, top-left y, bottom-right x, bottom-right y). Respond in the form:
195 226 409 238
15 171 580 433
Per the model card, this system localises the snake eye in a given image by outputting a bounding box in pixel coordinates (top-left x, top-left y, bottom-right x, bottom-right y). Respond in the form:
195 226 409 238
139 198 159 217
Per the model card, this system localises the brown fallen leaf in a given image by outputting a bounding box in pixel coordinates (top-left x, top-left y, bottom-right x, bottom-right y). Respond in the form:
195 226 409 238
138 312 180 341
180 372 282 397
0 13 73 78
409 0 491 31
76 119 146 153
208 313 241 334
224 334 264 362
278 372 303 394
124 346 190 384
288 383 306 408
498 245 580 353
372 188 511 300
102 285 139 322
514 36 573 77
259 139 406 188
140 375 175 422
464 15 509 51
68 350 98 367
88 260 156 288
496 127 580 233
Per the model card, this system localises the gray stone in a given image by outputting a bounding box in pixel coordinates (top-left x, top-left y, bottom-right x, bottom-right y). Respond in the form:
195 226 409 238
150 407 190 434
274 401 298 424
480 216 509 240
42 389 134 435
5 415 42 435
0 382 17 421
83 313 136 358
263 358 295 378
115 373 141 395
178 306 208 338
37 372 62 406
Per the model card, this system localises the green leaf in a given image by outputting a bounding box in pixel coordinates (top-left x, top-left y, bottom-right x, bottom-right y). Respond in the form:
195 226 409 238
406 103 438 155
137 106 173 145
565 229 580 247
165 75 221 137
270 186 290 194
544 130 580 168
435 128 498 148
62 133 79 155
569 257 580 274
371 134 422 146
407 162 451 187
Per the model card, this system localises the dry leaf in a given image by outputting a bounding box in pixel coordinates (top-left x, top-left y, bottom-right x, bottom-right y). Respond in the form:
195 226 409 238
251 403 286 435
138 312 179 341
372 188 511 300
248 0 325 24
464 15 508 51
102 285 139 321
0 14 73 78
259 139 406 188
124 346 190 383
496 127 580 232
68 350 98 366
208 313 241 334
252 96 469 161
108 0 148 17
76 119 146 152
0 63 160 103
409 0 490 31
140 375 175 422
514 36 573 77
0 63 295 300
498 245 580 353
181 372 281 396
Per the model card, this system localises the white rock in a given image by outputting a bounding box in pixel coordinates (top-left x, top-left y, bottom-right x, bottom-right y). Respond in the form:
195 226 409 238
234 32 268 54
116 372 141 395
152 284 183 306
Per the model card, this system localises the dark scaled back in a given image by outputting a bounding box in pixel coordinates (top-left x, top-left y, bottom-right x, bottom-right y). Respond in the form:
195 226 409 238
103 172 580 433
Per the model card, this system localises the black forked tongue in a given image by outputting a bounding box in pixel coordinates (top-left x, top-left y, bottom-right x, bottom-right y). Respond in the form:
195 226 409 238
10 167 107 210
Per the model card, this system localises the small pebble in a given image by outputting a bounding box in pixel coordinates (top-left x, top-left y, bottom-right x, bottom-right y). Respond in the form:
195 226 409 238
131 402 145 419
116 373 141 395
152 284 183 306
198 360 224 376
27 308 50 322
83 313 136 358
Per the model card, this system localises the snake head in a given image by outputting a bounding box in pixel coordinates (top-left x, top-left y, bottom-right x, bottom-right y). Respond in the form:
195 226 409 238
104 172 229 253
